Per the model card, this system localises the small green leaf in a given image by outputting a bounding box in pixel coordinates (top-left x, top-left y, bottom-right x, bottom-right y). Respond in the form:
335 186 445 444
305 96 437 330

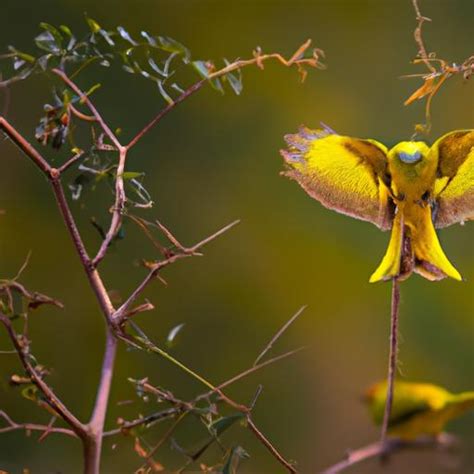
148 57 166 77
13 58 26 70
225 72 243 95
222 446 250 474
223 59 243 95
85 15 101 34
117 26 138 45
84 82 102 98
166 323 185 347
210 77 225 94
59 25 73 37
157 79 174 105
141 31 157 47
8 48 35 63
121 171 145 180
39 23 63 46
209 413 246 437
158 36 190 62
122 64 135 74
99 29 115 47
192 60 211 78
37 54 52 71
34 31 61 54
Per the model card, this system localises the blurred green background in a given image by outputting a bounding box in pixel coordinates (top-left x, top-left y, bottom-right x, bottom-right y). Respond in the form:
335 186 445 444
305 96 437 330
0 0 473 472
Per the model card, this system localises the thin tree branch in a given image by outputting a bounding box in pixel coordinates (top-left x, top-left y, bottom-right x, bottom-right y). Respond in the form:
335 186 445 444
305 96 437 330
247 417 297 474
49 178 115 319
197 346 307 402
0 314 86 437
411 0 436 73
92 146 128 268
0 410 77 438
103 408 179 437
57 149 85 174
254 305 306 366
126 40 324 150
126 79 206 150
113 220 240 325
0 116 52 175
51 70 129 270
69 103 96 122
0 114 121 473
52 68 121 150
89 329 118 432
321 435 458 474
381 279 401 444
104 346 306 438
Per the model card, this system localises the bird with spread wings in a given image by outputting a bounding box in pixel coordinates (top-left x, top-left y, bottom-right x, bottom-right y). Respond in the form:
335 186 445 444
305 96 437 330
281 127 474 282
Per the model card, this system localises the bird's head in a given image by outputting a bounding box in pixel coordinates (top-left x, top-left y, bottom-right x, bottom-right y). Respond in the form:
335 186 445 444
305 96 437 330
389 141 430 164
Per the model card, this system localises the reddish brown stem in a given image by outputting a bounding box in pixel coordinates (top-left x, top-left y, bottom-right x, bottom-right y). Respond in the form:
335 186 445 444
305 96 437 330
0 314 86 437
247 418 297 473
381 279 401 444
1 114 117 474
126 79 206 150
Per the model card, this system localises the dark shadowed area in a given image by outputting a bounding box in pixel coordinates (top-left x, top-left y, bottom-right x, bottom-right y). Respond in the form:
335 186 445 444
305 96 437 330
0 0 473 472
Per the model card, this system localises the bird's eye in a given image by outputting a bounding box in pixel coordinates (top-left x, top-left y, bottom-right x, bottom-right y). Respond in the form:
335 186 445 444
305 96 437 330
398 150 422 163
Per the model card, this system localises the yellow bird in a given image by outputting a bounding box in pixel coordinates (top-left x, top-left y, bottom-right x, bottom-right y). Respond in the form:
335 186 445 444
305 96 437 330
365 380 474 440
280 126 474 282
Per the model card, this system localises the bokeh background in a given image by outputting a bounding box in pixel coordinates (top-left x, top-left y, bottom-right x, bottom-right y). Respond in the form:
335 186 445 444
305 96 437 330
0 0 473 472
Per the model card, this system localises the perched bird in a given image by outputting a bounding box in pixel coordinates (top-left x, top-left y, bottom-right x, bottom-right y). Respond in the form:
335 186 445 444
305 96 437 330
280 127 474 282
365 380 474 440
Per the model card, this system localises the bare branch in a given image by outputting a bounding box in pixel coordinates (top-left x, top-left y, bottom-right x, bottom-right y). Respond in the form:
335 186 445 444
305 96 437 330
247 418 297 473
126 79 206 150
405 0 474 133
113 220 240 325
0 117 52 176
197 346 307 402
321 435 458 474
0 410 77 438
12 251 32 281
103 408 179 437
58 149 85 174
69 104 96 122
0 280 63 311
92 146 128 268
254 306 306 366
381 279 401 445
0 314 86 437
411 0 436 73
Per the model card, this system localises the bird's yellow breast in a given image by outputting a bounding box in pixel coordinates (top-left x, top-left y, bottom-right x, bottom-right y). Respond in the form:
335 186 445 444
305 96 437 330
387 141 436 203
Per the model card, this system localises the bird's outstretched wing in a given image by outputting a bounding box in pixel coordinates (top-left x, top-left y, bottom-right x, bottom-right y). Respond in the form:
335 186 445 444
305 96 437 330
280 126 392 230
432 130 474 228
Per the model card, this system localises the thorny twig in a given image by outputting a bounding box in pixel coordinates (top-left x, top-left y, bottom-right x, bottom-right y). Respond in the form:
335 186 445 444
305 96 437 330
405 0 474 133
113 219 240 326
0 410 77 438
0 280 64 312
0 314 86 437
